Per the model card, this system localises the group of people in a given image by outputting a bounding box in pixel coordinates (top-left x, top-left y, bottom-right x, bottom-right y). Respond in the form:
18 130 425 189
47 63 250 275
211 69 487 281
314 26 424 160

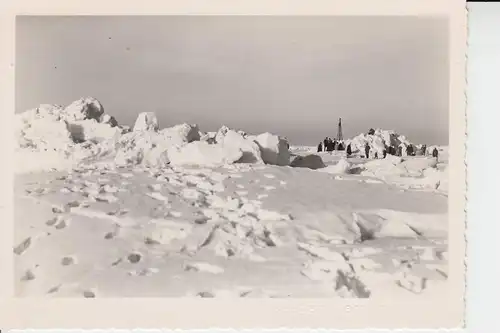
317 137 345 152
358 143 439 160
318 138 440 161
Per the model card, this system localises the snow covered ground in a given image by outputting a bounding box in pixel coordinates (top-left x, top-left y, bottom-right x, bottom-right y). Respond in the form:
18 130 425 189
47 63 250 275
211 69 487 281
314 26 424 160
14 98 449 299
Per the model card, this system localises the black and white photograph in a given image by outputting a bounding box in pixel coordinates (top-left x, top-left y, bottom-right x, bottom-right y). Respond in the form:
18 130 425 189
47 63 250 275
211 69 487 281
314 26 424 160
13 14 455 301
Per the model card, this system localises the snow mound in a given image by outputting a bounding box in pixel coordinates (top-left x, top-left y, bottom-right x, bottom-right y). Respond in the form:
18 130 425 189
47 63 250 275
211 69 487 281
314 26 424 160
160 123 201 145
15 97 125 173
215 125 230 144
200 131 217 144
221 130 264 164
318 158 352 175
330 158 352 174
363 156 437 178
347 128 411 157
17 117 73 151
401 158 438 176
254 132 290 166
64 97 104 122
384 154 403 164
362 158 405 178
133 112 159 132
114 123 201 167
67 119 122 143
168 141 243 166
100 114 118 127
290 154 325 170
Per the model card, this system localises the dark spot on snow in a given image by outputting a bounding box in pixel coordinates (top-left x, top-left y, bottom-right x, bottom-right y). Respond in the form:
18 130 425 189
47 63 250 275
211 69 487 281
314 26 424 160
61 256 75 266
144 237 160 245
55 219 67 229
83 290 96 298
197 291 215 298
14 237 32 255
194 216 208 225
47 285 61 294
21 269 36 281
52 206 65 214
111 258 122 266
45 217 58 226
355 222 375 242
127 253 141 263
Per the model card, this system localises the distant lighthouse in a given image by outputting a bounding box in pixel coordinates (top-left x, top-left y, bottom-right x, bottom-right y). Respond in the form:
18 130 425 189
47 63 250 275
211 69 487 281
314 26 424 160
336 118 343 141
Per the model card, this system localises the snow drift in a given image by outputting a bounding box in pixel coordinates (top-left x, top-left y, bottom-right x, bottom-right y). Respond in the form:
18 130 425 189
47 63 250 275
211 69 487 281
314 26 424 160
15 98 126 173
133 112 159 132
168 141 244 167
14 97 450 299
15 98 292 173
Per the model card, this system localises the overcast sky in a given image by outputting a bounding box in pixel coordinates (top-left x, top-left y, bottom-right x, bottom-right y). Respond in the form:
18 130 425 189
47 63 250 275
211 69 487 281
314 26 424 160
16 16 449 145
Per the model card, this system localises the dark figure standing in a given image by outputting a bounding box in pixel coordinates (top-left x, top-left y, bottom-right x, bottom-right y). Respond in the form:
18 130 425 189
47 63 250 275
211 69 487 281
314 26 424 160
317 142 323 152
383 148 387 158
398 146 403 157
422 144 427 156
407 144 414 157
326 138 334 152
364 143 370 159
432 147 439 161
391 146 397 155
323 137 328 151
346 144 352 157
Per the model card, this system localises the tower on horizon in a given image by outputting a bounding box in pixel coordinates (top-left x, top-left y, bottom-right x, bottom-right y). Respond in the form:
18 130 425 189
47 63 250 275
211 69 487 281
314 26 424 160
337 118 343 141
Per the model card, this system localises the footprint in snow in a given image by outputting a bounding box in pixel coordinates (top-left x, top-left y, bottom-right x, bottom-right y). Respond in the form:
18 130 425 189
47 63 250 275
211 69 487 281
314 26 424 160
111 258 123 266
104 225 121 240
95 193 119 203
46 216 60 226
60 256 76 266
148 184 163 192
52 201 80 214
47 285 61 294
196 291 215 298
51 205 67 214
82 289 97 298
54 218 69 230
102 184 119 193
13 237 32 255
20 269 36 281
127 253 142 264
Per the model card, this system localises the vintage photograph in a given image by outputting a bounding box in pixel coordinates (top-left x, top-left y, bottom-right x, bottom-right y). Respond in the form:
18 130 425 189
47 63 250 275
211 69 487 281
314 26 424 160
14 15 450 299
